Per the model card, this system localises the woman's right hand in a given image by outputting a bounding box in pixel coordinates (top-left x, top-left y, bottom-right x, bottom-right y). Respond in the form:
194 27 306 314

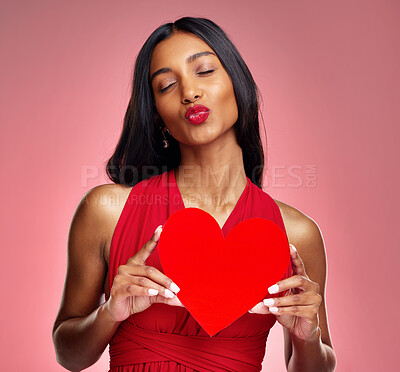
105 225 183 322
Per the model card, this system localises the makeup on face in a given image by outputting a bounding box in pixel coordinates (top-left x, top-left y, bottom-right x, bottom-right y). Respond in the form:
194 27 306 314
185 104 210 125
150 32 238 142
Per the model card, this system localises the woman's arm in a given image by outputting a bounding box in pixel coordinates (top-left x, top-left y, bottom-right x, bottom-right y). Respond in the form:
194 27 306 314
279 203 337 371
52 185 121 371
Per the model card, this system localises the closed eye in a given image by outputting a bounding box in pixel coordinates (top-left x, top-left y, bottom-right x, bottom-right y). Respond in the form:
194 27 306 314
198 69 214 75
159 70 215 93
160 84 174 93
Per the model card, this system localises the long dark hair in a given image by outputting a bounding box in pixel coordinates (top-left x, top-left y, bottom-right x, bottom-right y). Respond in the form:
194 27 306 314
106 16 266 188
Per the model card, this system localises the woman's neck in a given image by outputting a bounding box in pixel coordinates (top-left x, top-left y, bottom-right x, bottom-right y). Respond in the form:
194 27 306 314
175 139 247 209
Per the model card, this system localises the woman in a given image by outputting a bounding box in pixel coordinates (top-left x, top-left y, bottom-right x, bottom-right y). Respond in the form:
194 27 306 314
53 17 337 371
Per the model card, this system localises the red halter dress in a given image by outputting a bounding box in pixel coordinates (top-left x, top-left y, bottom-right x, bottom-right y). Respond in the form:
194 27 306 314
107 168 292 372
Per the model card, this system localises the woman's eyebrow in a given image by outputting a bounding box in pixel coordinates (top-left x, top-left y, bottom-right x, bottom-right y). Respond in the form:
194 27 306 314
150 51 216 83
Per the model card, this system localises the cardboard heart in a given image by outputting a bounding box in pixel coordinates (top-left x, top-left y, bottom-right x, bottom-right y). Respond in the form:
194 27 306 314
157 207 290 337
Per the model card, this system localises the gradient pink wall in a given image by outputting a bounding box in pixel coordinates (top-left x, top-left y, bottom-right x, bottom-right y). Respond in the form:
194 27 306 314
1 0 399 371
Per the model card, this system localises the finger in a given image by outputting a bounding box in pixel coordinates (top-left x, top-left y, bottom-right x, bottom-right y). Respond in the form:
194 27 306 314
268 275 315 295
263 293 321 308
121 264 181 295
289 244 307 277
155 294 185 307
248 301 271 314
264 304 319 320
123 275 179 299
113 283 160 299
132 225 163 265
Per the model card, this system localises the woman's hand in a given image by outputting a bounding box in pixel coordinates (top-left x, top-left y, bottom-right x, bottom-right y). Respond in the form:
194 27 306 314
248 244 322 342
105 225 184 322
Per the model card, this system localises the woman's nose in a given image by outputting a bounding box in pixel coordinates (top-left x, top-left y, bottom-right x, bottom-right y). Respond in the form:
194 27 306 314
181 77 203 103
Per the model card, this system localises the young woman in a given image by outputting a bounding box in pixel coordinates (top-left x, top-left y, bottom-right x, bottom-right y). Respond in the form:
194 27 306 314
53 17 337 372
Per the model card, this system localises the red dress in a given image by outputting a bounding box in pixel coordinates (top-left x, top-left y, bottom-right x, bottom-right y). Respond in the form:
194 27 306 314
107 168 292 372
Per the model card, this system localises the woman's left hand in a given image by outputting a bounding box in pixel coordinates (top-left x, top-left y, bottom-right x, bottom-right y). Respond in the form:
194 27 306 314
248 244 322 342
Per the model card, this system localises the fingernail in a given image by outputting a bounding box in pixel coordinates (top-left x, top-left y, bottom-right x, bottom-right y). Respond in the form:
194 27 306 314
290 244 297 256
154 225 163 241
263 298 274 306
148 288 158 295
170 282 180 293
165 288 175 298
269 307 279 313
268 284 279 294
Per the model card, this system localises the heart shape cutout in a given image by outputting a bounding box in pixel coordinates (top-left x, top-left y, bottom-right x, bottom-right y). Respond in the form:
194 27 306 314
158 207 290 337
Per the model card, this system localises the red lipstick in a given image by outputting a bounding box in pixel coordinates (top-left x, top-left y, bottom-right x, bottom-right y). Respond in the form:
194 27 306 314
185 104 210 125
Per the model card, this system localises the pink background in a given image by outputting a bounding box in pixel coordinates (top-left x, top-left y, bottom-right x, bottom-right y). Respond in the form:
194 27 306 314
1 0 399 371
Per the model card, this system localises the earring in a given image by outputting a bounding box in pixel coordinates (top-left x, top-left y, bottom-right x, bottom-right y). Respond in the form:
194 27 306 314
161 128 169 148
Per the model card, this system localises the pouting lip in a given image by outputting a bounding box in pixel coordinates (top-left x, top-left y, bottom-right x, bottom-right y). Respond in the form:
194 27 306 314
185 104 210 119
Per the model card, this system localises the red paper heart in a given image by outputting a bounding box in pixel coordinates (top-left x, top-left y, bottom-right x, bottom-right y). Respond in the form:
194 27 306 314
157 207 290 337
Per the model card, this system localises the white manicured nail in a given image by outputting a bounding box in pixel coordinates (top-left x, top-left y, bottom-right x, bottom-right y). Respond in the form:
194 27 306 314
154 225 163 242
268 284 279 294
170 282 180 293
148 288 158 295
165 288 175 298
263 298 274 306
269 307 279 313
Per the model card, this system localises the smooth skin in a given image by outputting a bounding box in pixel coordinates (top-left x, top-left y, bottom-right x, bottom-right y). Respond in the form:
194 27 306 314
52 207 184 371
52 30 336 372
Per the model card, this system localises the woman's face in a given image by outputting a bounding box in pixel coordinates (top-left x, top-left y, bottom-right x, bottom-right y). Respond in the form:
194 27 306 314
149 31 239 146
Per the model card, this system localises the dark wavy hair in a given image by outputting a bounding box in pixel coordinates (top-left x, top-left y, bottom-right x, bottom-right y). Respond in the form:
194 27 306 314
106 16 267 188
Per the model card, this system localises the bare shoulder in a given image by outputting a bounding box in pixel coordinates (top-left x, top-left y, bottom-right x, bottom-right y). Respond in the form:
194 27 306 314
272 198 321 239
82 183 133 209
273 198 334 355
79 183 133 223
272 198 325 266
67 182 133 274
272 198 328 299
78 183 133 251
53 183 133 330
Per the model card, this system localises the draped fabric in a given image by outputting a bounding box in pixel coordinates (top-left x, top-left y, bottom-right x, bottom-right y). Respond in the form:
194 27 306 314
107 169 292 372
